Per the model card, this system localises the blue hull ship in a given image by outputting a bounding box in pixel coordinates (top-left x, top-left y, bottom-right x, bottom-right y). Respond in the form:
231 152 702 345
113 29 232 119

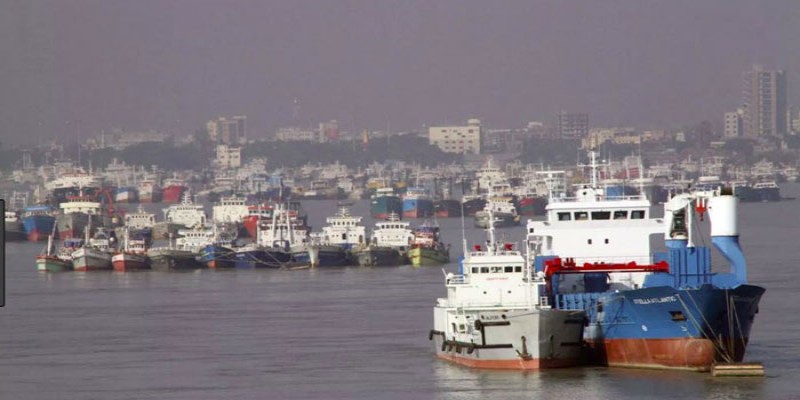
526 151 765 371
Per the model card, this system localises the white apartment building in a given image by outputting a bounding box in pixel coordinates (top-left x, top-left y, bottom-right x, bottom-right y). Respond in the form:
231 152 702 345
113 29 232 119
275 127 317 142
724 109 744 139
428 118 482 154
215 144 242 169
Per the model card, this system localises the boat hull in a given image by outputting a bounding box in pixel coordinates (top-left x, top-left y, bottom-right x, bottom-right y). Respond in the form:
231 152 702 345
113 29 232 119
23 214 56 242
112 253 150 271
408 246 449 266
234 248 292 269
352 246 404 267
434 199 462 218
162 185 186 204
370 196 403 220
197 244 237 269
517 196 547 216
149 250 202 271
36 256 72 272
403 198 434 219
576 284 765 371
72 248 114 271
432 308 585 370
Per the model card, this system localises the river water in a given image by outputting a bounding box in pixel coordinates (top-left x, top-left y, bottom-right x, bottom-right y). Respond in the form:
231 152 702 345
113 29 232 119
0 186 798 400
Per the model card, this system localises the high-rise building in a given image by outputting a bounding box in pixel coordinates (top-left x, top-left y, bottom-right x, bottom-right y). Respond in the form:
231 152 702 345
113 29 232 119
207 115 247 144
724 109 744 139
742 66 787 137
557 111 589 140
428 119 482 154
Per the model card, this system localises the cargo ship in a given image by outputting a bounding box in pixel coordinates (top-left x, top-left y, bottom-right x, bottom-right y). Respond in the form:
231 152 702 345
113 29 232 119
430 207 585 370
370 187 403 220
402 187 434 219
137 178 162 203
161 177 187 204
525 151 765 371
21 204 57 241
434 199 462 218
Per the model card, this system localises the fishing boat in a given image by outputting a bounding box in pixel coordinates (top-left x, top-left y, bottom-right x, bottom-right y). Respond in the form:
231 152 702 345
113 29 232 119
234 204 300 269
525 151 766 371
408 221 450 266
72 226 116 271
35 234 77 272
430 208 585 370
112 228 150 271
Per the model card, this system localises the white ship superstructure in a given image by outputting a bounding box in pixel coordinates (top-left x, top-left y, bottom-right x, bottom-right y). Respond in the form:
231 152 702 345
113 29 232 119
212 196 249 224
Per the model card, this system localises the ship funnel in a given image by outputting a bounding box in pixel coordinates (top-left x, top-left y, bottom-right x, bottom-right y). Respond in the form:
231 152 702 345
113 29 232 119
707 194 746 284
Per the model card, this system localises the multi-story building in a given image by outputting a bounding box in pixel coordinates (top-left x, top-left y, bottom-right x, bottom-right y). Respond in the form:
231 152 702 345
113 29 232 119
428 118 482 154
275 127 317 142
724 109 744 139
742 66 787 137
215 144 242 169
207 115 247 144
557 111 589 140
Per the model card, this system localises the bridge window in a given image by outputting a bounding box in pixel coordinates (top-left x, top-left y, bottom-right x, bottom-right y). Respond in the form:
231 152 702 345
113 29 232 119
491 266 502 273
515 266 522 272
471 267 479 273
504 266 514 273
558 212 571 221
575 211 589 220
591 211 611 220
480 267 489 273
631 210 646 219
613 210 628 219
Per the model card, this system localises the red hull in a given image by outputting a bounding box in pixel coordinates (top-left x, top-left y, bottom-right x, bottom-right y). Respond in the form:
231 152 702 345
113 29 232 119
437 353 578 370
28 230 47 242
587 338 719 371
112 253 150 272
74 265 112 272
113 260 150 272
162 186 186 204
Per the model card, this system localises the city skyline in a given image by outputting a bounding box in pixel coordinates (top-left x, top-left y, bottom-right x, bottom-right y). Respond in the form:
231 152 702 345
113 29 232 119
1 1 799 145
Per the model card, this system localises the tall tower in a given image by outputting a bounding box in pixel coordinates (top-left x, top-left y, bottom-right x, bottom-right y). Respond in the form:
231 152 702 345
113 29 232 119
742 66 787 137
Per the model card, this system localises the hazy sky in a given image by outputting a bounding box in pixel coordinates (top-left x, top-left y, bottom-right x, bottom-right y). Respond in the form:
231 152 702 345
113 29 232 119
1 0 798 145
